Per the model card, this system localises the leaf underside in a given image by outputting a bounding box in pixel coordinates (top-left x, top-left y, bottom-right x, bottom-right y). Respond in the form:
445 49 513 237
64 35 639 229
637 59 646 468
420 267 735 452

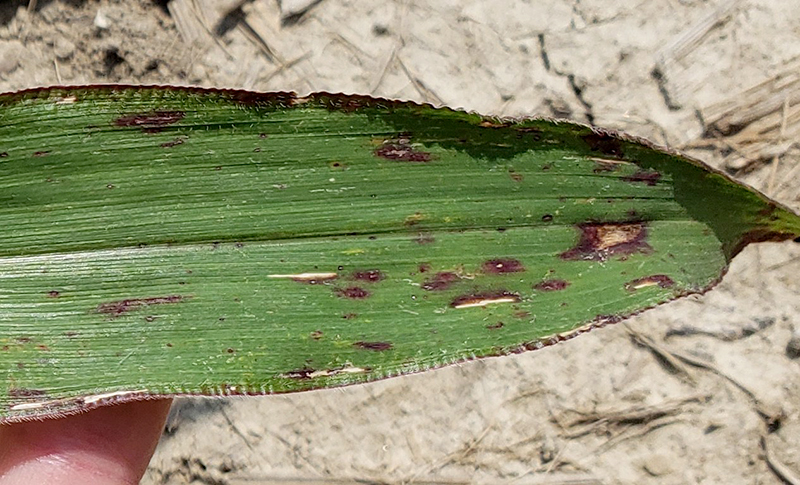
0 86 798 422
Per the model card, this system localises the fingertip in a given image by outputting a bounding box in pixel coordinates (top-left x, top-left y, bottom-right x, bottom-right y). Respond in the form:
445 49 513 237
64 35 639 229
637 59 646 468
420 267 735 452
0 398 172 485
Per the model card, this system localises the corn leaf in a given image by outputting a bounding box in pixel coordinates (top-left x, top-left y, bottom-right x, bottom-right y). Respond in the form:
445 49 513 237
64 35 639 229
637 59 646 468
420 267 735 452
0 86 798 422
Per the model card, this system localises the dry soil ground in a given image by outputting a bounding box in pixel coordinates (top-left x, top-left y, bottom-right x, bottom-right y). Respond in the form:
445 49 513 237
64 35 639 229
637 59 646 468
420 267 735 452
1 1 800 484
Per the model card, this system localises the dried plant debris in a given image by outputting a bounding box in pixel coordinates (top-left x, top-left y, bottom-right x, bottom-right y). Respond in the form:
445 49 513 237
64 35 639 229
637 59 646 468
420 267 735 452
0 85 798 422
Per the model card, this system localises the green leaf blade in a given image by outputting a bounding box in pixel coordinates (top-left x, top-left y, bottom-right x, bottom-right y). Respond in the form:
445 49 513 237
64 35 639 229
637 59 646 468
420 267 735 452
0 86 798 421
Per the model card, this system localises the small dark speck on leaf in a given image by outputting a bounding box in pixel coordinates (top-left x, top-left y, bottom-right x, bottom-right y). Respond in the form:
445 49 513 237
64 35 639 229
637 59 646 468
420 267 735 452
542 214 553 222
622 170 661 186
63 331 78 338
33 151 50 157
487 321 504 330
114 111 185 130
342 313 358 319
144 316 156 322
310 330 323 340
353 270 385 283
335 286 370 299
36 344 50 351
253 147 261 152
0 152 8 157
374 141 432 162
8 388 47 399
509 171 524 182
97 295 188 317
106 184 115 189
226 348 236 354
16 337 32 343
794 236 800 243
283 367 316 379
514 311 531 319
482 258 525 274
47 290 60 298
354 341 393 351
534 279 570 291
214 166 222 171
235 242 244 248
259 133 268 139
160 138 184 148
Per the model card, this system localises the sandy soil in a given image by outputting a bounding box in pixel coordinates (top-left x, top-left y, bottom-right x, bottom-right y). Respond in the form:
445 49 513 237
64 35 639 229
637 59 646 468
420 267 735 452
1 1 800 483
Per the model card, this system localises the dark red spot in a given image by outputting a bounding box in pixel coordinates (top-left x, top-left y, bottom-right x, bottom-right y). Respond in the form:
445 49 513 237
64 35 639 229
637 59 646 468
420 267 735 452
541 214 553 222
160 138 184 148
418 263 432 273
36 344 50 351
622 170 661 186
16 337 32 343
33 151 50 157
335 287 370 299
342 313 358 319
533 279 570 291
96 295 187 317
414 233 435 244
450 290 521 308
353 270 385 283
486 321 504 330
166 342 173 347
226 347 236 354
509 170 524 182
582 132 623 157
560 222 651 261
421 272 460 291
283 367 316 379
310 330 323 340
114 111 185 131
625 274 675 291
47 290 60 298
8 388 46 399
374 141 432 162
482 258 525 274
354 341 393 351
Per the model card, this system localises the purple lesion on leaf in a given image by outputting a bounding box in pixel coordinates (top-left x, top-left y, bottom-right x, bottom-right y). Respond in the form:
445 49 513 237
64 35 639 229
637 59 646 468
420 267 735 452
160 137 185 148
335 286 370 299
114 111 185 133
624 275 675 291
582 132 623 158
560 221 652 261
96 295 188 317
482 258 525 274
353 341 393 351
533 279 570 291
622 170 661 186
8 388 47 399
352 270 385 283
374 138 432 162
450 290 521 308
421 272 460 291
